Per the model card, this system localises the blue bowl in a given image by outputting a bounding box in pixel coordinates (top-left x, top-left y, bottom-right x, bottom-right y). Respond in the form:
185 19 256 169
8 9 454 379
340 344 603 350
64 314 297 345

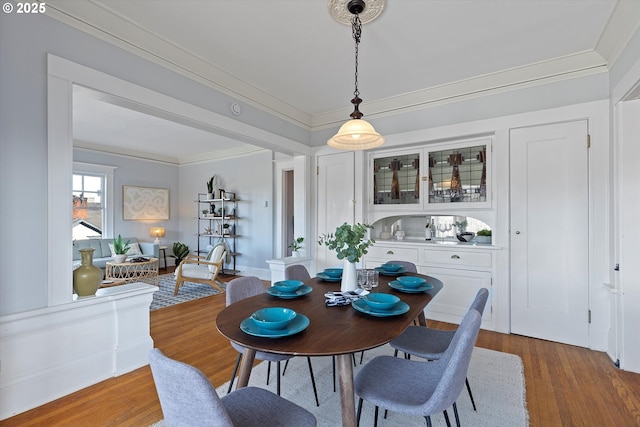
324 268 343 278
251 307 297 330
362 293 400 310
396 276 426 288
272 280 304 293
381 263 403 272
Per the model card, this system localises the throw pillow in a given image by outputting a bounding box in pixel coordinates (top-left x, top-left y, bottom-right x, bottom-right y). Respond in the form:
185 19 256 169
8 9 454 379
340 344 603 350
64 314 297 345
108 242 143 256
127 242 143 256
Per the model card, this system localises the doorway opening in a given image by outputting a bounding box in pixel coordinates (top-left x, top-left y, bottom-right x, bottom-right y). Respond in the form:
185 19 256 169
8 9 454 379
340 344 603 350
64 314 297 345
283 169 295 256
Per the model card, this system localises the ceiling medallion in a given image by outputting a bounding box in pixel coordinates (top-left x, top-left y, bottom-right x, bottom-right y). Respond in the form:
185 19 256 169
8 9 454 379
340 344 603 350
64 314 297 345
328 0 386 25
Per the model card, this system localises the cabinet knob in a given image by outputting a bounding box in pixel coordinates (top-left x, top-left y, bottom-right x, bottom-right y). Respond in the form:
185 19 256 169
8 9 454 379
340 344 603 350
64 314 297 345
421 176 428 181
451 254 460 259
515 231 521 234
387 251 394 255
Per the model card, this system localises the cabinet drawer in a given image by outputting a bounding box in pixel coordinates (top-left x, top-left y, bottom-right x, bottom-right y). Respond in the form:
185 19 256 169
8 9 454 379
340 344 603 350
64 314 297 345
367 246 419 262
423 250 491 268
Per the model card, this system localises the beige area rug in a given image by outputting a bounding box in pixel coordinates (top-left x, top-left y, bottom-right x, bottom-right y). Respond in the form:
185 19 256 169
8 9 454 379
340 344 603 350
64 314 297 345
153 344 529 426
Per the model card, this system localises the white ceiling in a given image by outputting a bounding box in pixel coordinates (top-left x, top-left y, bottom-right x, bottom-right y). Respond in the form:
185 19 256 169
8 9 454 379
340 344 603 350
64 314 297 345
52 0 640 163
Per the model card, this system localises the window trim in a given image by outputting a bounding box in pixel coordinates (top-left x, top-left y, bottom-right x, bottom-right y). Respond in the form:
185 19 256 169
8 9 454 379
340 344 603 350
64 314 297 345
73 162 117 238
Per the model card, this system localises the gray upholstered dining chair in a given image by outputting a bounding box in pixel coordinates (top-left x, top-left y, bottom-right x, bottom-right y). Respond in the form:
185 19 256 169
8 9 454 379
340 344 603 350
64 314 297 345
149 348 317 427
225 276 319 406
354 309 482 427
285 264 312 281
387 260 418 273
390 287 489 412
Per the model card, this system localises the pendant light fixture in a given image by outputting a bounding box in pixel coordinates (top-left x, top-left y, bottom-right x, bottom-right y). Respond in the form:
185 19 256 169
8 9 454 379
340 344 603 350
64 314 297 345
328 0 385 150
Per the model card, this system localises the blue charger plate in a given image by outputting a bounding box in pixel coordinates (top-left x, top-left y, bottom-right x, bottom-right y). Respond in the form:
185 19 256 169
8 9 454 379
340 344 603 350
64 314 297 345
316 272 341 282
240 313 310 338
388 280 434 293
266 284 313 299
352 298 410 317
374 266 408 276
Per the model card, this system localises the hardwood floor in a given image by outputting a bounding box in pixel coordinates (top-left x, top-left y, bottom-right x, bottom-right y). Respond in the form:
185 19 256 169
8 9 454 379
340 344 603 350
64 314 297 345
2 284 640 426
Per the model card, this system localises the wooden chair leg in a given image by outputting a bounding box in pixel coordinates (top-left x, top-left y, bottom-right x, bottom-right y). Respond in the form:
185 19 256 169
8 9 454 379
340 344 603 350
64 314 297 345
173 279 183 295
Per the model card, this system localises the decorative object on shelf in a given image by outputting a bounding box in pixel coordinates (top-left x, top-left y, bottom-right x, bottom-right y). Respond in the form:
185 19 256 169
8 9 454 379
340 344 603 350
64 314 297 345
379 226 392 240
73 248 102 297
425 223 432 241
453 219 468 233
206 175 218 199
475 229 492 244
428 155 435 197
112 234 130 263
203 226 213 235
172 242 190 266
327 0 384 150
478 149 487 198
449 152 463 202
389 159 401 199
289 237 304 257
413 158 420 198
436 223 452 242
122 185 169 220
318 222 374 292
150 227 165 244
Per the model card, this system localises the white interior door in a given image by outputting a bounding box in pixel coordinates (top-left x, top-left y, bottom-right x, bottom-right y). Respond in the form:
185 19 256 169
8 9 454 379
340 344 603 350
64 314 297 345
510 120 589 347
618 99 640 372
317 152 354 272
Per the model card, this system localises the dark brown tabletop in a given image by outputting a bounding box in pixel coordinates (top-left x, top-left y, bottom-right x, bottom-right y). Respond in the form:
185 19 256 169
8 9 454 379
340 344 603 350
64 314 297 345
216 272 442 427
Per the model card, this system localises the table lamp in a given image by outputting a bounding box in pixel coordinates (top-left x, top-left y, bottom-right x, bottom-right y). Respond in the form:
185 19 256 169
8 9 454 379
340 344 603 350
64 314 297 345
150 227 165 244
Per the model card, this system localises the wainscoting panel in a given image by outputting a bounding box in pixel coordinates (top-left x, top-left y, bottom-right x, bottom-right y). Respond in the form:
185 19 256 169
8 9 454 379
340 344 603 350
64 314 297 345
0 283 157 420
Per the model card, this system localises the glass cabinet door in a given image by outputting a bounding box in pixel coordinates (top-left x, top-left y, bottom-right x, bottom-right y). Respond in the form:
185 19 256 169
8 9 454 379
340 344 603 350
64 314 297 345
373 152 421 205
428 143 488 205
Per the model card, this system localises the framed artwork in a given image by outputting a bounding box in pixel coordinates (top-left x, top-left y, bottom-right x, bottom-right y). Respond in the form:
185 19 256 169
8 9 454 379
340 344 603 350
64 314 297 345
123 185 169 220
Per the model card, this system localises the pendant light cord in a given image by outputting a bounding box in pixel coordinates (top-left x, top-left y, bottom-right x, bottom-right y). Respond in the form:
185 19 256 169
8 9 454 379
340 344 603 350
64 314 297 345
352 14 362 99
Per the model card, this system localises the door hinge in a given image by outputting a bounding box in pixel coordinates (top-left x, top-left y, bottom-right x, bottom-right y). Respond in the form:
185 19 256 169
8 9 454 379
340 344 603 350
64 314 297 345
587 134 591 148
316 166 319 175
588 309 592 323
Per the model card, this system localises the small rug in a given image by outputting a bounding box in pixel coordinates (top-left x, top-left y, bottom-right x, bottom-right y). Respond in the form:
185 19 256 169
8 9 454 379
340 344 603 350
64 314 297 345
151 345 528 426
150 273 227 310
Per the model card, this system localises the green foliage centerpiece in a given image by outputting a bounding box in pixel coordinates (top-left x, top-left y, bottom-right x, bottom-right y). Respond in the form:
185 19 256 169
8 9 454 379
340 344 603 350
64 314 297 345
318 222 374 291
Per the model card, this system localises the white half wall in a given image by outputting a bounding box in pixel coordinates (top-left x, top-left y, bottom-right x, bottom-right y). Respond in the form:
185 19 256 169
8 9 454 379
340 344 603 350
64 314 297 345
0 283 157 420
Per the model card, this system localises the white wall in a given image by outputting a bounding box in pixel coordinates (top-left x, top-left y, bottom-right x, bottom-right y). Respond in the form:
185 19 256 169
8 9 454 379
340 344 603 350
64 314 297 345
178 151 275 278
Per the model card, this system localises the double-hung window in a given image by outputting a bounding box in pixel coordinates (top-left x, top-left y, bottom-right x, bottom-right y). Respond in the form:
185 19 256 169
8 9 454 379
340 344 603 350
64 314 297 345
72 162 116 240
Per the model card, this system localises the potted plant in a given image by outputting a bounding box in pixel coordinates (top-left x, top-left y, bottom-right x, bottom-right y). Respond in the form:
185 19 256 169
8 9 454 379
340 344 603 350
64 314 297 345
288 237 304 257
475 229 492 244
172 242 190 266
206 174 218 199
112 234 130 263
318 222 374 291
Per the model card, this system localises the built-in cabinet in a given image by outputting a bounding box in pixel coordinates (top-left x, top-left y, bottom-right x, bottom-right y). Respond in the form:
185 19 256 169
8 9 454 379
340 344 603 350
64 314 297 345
370 137 492 215
363 241 496 330
196 192 240 274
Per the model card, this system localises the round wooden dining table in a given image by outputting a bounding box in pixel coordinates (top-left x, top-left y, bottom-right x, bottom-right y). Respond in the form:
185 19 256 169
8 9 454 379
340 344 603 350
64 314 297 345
216 272 442 427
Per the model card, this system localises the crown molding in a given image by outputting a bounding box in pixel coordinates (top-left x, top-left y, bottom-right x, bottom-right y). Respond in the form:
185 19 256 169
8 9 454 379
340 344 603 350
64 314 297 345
46 0 622 134
44 0 312 130
313 51 608 129
595 0 640 67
